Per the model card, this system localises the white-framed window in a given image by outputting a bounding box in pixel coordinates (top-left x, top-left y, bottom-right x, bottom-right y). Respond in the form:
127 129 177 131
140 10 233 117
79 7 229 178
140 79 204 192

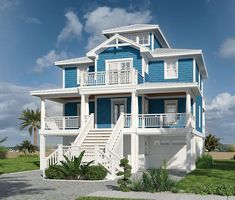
127 35 137 42
164 59 178 79
139 33 149 45
164 100 178 113
199 106 201 128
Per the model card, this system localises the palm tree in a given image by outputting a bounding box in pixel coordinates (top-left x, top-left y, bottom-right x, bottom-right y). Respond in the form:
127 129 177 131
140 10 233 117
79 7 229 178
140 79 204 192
205 134 221 152
19 108 41 146
16 140 37 156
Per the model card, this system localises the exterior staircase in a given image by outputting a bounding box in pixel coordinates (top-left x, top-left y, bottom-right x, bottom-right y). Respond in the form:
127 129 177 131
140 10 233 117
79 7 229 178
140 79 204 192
81 129 113 151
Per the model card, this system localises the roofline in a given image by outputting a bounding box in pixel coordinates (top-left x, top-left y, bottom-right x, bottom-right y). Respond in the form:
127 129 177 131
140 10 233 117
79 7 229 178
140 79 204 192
54 59 93 67
157 27 171 48
102 25 159 35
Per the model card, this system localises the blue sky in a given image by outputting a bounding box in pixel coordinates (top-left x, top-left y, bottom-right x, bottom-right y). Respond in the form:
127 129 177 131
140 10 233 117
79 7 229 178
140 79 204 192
0 0 235 146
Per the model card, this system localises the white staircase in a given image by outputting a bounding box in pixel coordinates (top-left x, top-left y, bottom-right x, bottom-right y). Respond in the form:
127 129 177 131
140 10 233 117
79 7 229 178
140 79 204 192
81 129 113 151
44 113 124 179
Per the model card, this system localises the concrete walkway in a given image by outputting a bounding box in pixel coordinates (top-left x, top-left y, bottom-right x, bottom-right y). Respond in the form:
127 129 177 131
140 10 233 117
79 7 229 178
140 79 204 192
0 170 234 200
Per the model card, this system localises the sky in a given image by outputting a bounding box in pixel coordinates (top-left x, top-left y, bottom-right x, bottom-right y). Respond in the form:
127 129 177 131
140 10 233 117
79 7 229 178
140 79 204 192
0 0 235 146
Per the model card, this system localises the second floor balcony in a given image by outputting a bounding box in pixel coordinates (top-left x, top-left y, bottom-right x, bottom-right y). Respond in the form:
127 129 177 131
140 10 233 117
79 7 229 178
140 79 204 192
80 69 143 87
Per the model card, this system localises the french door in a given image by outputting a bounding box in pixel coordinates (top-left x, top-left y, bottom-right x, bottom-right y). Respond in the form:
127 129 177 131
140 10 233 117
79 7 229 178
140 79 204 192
112 99 126 126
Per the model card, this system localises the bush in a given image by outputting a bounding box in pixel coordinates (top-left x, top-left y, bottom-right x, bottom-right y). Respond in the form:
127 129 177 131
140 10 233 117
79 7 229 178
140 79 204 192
45 165 65 179
188 184 235 196
141 166 175 192
227 144 235 152
131 178 143 191
85 165 107 180
196 154 213 169
0 146 8 159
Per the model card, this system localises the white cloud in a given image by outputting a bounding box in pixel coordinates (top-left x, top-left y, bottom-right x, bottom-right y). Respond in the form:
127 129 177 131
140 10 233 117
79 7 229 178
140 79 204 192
35 50 68 72
57 11 83 43
84 7 152 50
22 16 41 24
219 38 235 59
0 0 18 10
206 92 235 143
0 82 62 146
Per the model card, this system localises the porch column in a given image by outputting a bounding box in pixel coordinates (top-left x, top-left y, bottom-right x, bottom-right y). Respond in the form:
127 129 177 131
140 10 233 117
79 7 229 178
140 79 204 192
85 95 89 116
131 91 139 172
186 91 191 127
40 134 46 172
81 94 86 127
40 98 45 130
186 133 192 172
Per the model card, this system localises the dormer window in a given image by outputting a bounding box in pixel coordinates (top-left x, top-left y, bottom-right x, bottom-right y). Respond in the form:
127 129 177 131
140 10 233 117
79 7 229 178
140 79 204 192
139 33 149 45
164 59 178 79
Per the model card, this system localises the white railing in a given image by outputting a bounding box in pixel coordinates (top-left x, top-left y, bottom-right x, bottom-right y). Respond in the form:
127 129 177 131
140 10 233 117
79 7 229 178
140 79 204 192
73 114 94 145
45 149 58 168
106 113 124 152
124 113 186 128
81 69 138 86
45 116 80 130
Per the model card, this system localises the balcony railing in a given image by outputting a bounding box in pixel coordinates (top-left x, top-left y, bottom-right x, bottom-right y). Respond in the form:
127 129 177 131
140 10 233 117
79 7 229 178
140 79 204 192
80 69 141 86
124 113 186 128
44 116 80 130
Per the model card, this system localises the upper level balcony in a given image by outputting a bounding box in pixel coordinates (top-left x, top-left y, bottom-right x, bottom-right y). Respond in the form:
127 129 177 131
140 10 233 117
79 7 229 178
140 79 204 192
80 69 143 87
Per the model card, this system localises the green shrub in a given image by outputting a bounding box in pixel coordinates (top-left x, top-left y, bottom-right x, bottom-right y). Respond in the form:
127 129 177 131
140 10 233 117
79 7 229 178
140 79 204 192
233 155 235 160
227 144 235 152
141 166 175 192
188 184 235 196
0 146 8 159
45 165 65 179
85 165 107 180
131 178 143 191
196 154 213 169
116 158 132 192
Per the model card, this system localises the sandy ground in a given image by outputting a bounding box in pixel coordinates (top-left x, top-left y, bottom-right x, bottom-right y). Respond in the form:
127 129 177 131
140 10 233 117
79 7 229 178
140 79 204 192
208 152 235 159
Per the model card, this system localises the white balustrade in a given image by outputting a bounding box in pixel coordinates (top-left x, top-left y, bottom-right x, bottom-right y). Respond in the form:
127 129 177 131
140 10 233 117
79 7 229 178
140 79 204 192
81 69 138 86
124 113 186 128
44 116 80 130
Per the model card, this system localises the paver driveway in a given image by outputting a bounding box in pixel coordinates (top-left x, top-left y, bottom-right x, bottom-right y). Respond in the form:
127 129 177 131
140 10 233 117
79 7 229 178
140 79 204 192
0 170 116 200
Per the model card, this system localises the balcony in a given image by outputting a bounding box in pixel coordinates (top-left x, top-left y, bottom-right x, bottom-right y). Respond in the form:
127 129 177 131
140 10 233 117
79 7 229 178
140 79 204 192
44 116 80 130
80 69 143 87
124 113 187 128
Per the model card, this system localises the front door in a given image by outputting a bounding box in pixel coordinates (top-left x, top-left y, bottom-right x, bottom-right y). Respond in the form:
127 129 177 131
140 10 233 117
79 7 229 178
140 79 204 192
112 99 126 126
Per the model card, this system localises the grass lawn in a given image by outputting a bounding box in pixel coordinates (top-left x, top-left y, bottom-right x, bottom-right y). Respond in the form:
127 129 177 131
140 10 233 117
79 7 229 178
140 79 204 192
0 155 39 174
176 159 235 191
77 197 146 200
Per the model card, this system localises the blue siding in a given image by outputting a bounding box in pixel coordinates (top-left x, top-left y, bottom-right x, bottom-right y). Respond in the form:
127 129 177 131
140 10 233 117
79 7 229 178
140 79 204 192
148 98 186 113
154 35 162 49
89 101 95 114
88 66 95 72
65 67 77 88
97 46 142 75
64 102 78 116
196 96 202 133
147 58 193 83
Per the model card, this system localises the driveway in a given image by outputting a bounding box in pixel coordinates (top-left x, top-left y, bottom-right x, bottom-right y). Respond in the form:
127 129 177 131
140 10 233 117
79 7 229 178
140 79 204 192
0 170 235 200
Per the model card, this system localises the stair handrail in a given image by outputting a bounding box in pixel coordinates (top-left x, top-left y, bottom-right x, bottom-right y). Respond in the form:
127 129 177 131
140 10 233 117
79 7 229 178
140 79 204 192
106 113 124 152
45 148 59 168
73 114 94 145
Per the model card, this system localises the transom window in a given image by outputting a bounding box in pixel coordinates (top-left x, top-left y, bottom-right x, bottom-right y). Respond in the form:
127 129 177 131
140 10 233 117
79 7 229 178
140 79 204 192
164 60 178 79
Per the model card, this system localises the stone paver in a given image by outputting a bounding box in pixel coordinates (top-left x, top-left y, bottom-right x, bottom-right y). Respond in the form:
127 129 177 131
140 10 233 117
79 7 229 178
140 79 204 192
0 170 116 200
0 170 235 200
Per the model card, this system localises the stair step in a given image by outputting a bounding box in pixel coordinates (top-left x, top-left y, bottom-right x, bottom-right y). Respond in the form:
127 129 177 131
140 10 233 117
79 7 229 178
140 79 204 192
89 129 113 133
86 136 110 139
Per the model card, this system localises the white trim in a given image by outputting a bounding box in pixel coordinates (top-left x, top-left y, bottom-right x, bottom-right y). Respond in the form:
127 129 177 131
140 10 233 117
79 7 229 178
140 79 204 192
147 95 185 99
199 105 201 128
111 98 127 127
164 100 178 113
138 32 150 46
94 58 97 72
151 32 154 50
193 59 196 82
77 67 80 85
63 69 65 88
164 59 178 79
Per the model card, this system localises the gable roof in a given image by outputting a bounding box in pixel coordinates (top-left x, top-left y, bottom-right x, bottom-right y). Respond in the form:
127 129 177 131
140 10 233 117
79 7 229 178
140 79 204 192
55 57 93 67
102 24 170 48
86 33 150 57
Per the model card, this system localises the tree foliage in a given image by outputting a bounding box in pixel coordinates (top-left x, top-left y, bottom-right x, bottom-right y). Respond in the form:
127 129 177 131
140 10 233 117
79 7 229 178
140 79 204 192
19 108 41 146
17 140 38 156
205 134 221 152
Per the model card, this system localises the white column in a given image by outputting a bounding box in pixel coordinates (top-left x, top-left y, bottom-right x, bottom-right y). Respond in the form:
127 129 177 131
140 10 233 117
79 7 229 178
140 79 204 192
81 94 86 127
186 133 192 172
131 91 139 172
85 95 89 116
41 98 45 130
186 91 191 127
40 134 46 171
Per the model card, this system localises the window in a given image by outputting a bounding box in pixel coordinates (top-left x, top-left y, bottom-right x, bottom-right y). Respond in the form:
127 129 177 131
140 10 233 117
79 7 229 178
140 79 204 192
106 59 132 71
164 100 178 124
127 35 137 42
139 34 149 45
164 60 178 79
